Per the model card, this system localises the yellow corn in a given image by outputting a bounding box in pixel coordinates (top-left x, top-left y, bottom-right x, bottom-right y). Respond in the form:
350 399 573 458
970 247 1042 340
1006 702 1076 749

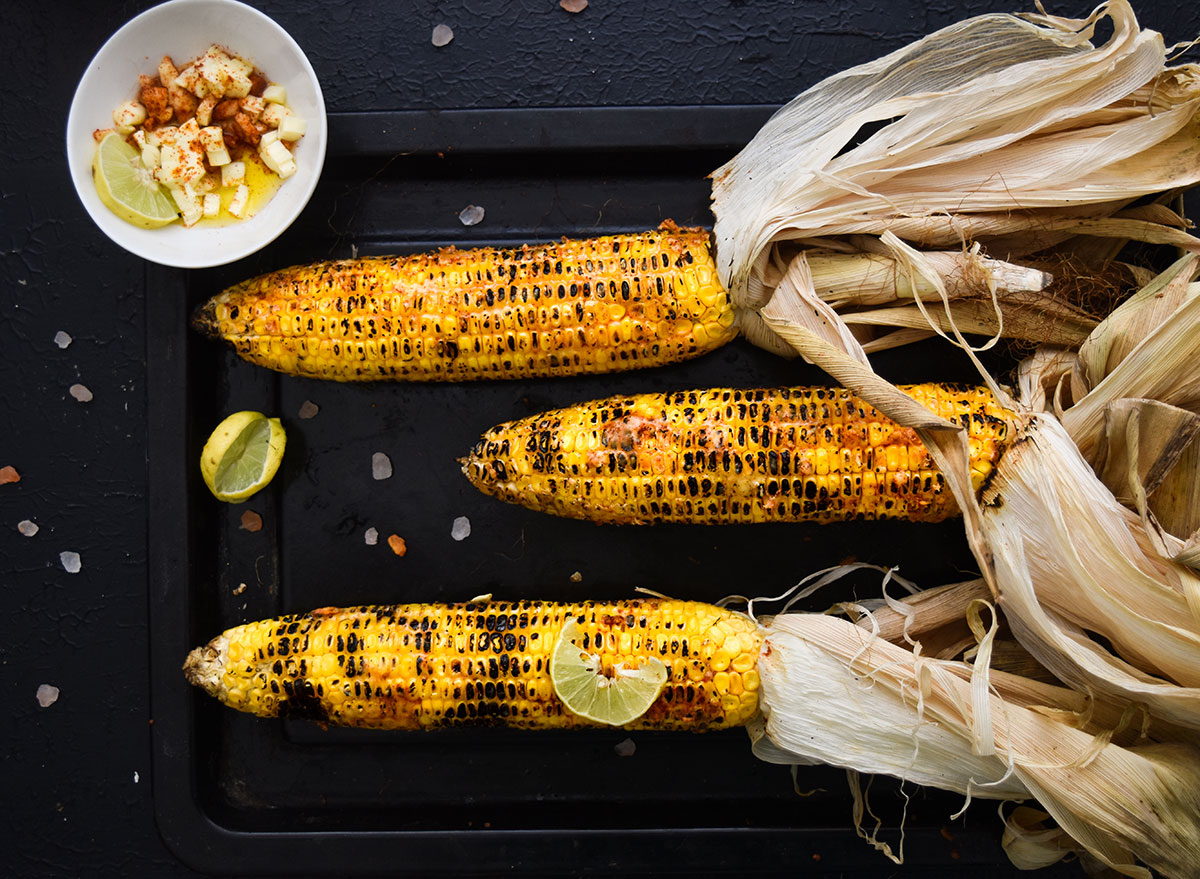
191 222 737 381
183 599 762 731
462 384 1011 524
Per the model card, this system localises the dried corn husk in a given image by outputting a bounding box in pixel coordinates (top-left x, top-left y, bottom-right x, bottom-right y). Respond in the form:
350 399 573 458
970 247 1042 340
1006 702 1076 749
755 612 1200 878
712 0 1200 352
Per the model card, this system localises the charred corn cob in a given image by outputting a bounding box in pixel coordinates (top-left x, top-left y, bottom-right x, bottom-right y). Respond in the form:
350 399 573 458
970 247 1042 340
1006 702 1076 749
191 222 737 382
462 384 1011 525
184 599 762 731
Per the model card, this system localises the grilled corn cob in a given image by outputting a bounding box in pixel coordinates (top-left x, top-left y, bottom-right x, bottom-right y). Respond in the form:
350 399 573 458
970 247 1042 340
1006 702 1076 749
191 222 737 382
184 599 762 730
462 384 1011 525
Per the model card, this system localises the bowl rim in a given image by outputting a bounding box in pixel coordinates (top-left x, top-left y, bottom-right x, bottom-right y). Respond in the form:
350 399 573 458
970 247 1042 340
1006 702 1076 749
65 0 327 269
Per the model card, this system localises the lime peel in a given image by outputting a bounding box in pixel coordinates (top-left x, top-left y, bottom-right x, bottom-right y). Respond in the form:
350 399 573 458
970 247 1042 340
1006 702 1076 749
550 619 667 726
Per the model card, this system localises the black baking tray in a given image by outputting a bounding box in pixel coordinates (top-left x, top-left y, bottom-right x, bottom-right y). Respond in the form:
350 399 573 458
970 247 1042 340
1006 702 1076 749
146 107 1077 877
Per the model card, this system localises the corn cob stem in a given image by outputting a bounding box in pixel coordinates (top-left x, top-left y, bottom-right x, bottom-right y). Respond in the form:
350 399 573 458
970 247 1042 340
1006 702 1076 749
462 384 1011 525
184 600 762 731
191 222 737 382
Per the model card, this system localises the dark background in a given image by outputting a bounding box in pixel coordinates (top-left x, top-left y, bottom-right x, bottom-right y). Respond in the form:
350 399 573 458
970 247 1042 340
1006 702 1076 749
4 1 1198 877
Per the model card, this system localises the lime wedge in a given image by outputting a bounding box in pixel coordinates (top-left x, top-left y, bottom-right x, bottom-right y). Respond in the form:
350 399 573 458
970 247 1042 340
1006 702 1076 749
200 411 287 503
550 619 668 725
92 131 178 228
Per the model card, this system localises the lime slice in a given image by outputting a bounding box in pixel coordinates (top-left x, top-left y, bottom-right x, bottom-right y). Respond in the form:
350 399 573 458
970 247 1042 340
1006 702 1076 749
550 619 668 725
200 411 287 503
92 131 178 228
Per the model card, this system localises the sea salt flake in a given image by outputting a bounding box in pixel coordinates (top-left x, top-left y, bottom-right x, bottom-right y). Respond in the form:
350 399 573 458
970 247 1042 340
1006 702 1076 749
133 771 140 784
60 551 81 573
614 738 636 757
451 516 471 541
372 452 393 480
69 383 93 403
298 400 319 419
432 24 454 47
37 684 60 708
18 520 39 537
54 331 72 349
364 527 379 546
458 204 485 226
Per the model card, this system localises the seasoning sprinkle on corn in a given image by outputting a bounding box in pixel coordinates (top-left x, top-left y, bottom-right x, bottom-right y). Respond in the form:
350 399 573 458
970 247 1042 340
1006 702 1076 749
183 600 762 730
192 222 737 381
462 384 1011 525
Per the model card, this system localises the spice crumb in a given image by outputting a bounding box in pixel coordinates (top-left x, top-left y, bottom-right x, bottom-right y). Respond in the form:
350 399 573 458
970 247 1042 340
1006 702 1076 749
69 383 94 403
570 571 582 583
451 516 471 541
432 23 454 47
37 684 60 708
60 551 81 573
387 534 407 556
18 520 39 537
372 452 393 480
364 527 379 546
298 400 319 419
240 510 263 532
560 0 588 11
458 204 485 226
614 738 636 757
233 582 247 595
54 331 73 349
0 466 20 484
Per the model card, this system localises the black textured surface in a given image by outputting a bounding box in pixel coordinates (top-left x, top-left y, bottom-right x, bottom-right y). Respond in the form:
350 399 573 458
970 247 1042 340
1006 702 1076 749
3 1 1199 878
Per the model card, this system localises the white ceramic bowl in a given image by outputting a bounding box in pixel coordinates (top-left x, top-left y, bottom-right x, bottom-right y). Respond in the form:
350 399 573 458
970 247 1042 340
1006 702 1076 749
66 0 326 268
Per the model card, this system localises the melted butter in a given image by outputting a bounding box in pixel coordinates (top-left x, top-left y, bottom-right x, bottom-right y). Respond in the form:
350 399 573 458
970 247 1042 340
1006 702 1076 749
194 150 286 228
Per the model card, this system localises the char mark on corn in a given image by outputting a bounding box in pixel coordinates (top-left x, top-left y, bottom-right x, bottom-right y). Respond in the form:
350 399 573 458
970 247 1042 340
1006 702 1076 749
190 222 737 382
462 384 1011 525
183 600 762 731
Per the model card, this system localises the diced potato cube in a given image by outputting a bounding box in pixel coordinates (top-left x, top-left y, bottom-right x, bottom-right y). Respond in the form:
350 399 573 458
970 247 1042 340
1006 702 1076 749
240 95 265 119
262 84 286 105
171 186 203 226
261 103 288 128
197 126 231 165
202 193 220 218
227 183 250 218
140 143 161 171
155 141 206 186
114 124 136 136
196 95 218 127
192 174 217 194
197 126 224 151
132 130 148 149
221 161 246 187
277 114 306 142
197 45 255 100
259 129 279 149
179 117 201 138
113 100 147 129
158 56 180 87
259 138 292 175
275 156 297 179
173 64 206 98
